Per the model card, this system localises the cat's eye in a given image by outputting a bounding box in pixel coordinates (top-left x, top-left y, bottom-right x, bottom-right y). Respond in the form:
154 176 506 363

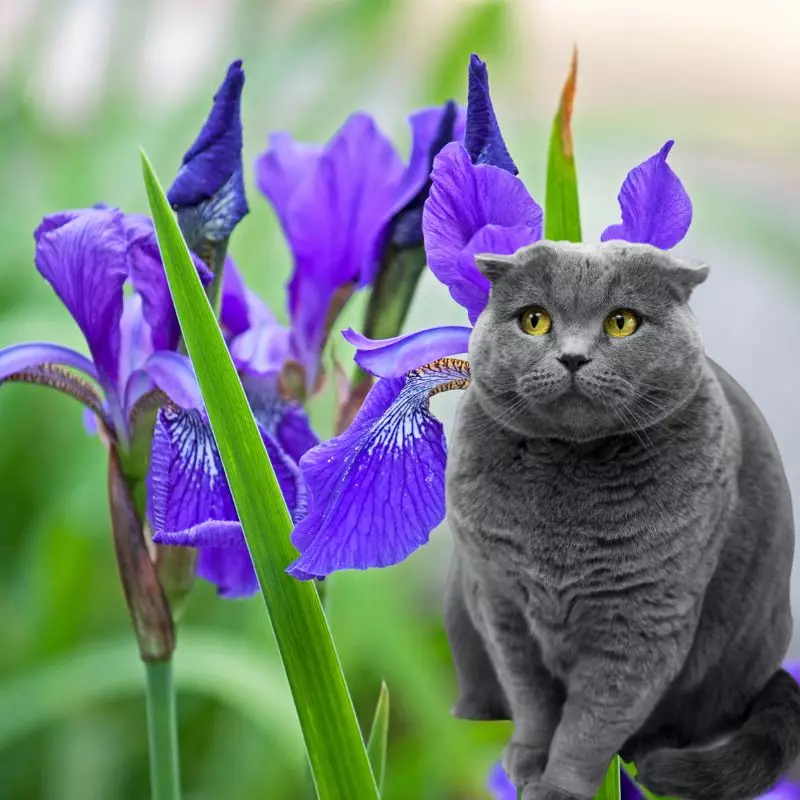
519 306 552 336
604 309 639 338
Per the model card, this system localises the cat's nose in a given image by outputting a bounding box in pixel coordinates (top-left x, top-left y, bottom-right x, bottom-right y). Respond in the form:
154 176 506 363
558 353 591 372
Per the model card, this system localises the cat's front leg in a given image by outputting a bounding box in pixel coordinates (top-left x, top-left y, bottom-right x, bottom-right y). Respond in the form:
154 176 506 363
529 637 687 800
474 582 564 787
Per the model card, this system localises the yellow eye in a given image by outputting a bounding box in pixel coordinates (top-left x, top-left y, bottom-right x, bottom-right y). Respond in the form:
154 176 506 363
519 306 552 336
604 309 639 338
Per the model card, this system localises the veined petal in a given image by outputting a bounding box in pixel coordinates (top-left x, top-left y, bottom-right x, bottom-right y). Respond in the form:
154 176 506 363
148 404 307 598
343 325 472 377
34 208 128 394
464 54 517 173
220 257 274 337
423 143 542 319
456 224 538 324
0 342 98 383
288 358 471 579
167 60 249 241
601 140 692 250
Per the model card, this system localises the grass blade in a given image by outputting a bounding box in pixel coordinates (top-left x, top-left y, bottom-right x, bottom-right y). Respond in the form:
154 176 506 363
594 755 621 800
140 151 379 800
366 682 390 795
545 48 582 242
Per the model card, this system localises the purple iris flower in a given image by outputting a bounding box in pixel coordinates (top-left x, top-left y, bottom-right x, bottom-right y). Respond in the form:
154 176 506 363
0 207 211 441
254 100 465 392
168 60 249 247
286 55 695 580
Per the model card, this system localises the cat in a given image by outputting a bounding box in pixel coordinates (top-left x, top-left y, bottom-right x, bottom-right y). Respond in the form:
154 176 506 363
444 241 800 800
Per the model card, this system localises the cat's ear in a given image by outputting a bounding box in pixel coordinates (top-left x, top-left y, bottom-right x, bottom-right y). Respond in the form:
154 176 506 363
665 256 710 299
475 253 516 283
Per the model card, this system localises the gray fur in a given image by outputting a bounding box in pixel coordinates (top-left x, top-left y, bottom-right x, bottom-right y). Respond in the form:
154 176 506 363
445 241 798 799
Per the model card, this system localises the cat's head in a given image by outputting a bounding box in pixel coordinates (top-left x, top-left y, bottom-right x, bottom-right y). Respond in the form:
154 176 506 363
468 241 709 442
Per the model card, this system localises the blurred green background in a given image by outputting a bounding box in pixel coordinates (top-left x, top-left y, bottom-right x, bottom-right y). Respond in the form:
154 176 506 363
1 0 799 798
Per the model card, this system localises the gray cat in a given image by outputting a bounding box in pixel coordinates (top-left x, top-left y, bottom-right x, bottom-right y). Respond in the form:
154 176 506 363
444 241 800 800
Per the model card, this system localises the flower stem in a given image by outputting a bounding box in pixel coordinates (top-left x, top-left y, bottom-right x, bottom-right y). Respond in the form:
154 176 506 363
145 659 181 800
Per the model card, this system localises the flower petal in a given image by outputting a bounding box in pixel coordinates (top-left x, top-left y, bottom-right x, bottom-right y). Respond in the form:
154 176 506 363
759 779 800 800
389 102 466 248
254 131 322 231
456 224 539 324
422 142 542 319
260 114 405 386
230 323 290 377
486 763 516 800
287 358 471 579
167 60 249 241
601 140 692 249
342 325 472 377
133 351 203 410
464 54 517 173
34 208 128 394
0 342 98 383
148 404 308 597
220 257 274 337
122 213 212 352
197 547 260 599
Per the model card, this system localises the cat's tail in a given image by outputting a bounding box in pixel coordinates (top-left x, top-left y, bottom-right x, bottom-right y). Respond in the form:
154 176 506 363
637 669 800 800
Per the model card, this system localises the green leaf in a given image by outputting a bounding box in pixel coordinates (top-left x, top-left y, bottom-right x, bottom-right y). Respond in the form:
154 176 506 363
594 755 621 800
140 151 380 800
545 49 582 242
366 682 390 795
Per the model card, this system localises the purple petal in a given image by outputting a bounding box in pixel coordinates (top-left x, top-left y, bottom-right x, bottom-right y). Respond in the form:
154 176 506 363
389 102 466 248
760 779 800 800
0 342 98 383
486 763 517 800
456 224 539 324
148 404 308 598
422 143 542 319
132 351 203 411
287 358 471 579
34 208 128 396
118 295 154 390
197 547 260 599
464 54 517 174
167 61 249 240
260 114 405 386
621 770 644 799
230 323 290 377
254 131 322 231
122 213 212 352
601 140 692 250
220 257 274 337
343 325 472 377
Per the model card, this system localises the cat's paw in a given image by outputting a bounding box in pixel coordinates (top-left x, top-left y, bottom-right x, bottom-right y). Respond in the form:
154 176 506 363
502 742 547 785
520 782 586 800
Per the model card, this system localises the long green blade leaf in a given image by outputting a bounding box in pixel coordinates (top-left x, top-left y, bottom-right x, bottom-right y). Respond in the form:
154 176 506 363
595 755 621 800
545 48 582 242
141 151 379 800
366 682 390 794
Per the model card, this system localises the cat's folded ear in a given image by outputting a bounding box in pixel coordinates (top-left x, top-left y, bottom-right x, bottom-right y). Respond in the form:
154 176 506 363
663 256 710 300
475 253 516 283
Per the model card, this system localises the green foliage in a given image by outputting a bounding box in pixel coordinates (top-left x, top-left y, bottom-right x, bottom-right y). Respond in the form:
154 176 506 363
366 683 390 794
596 756 621 800
141 153 379 800
545 50 582 243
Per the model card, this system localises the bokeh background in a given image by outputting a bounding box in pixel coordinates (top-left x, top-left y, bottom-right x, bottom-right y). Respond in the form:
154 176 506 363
1 0 799 798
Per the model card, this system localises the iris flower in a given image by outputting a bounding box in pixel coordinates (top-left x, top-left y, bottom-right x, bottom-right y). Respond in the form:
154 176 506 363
254 97 465 393
286 54 694 580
